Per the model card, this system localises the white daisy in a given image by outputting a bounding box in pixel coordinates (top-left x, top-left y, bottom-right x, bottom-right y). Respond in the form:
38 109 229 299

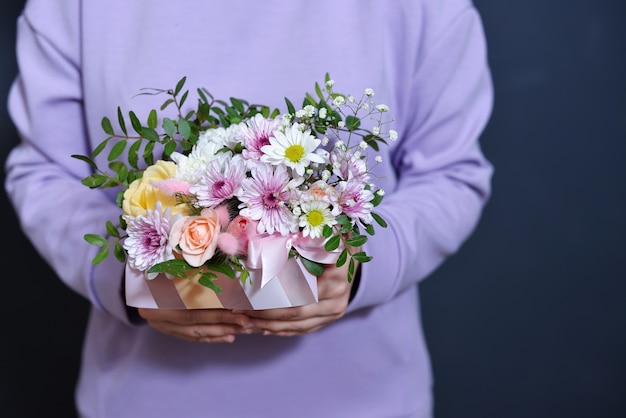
299 200 337 239
260 124 324 176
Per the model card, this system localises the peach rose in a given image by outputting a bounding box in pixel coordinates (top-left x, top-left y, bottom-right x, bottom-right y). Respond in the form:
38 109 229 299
122 160 188 217
169 208 220 267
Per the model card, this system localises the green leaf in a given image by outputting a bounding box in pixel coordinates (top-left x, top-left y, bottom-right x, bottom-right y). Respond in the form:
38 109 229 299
345 115 361 131
71 154 98 170
128 139 141 169
109 140 127 161
81 174 107 188
346 235 368 247
178 118 191 139
230 97 245 114
285 97 296 115
336 248 348 267
163 140 177 157
174 76 187 95
315 82 324 100
141 127 160 142
101 117 114 135
148 259 194 276
205 263 235 279
304 93 317 107
117 107 127 135
179 90 189 108
335 214 351 226
114 242 126 263
92 247 109 265
84 233 108 247
239 268 250 284
91 139 109 158
322 225 333 238
198 273 222 292
371 212 387 228
324 235 341 251
160 98 175 111
113 164 128 183
197 88 209 103
162 118 176 138
371 192 383 207
363 134 386 151
144 142 155 166
300 257 325 276
348 258 356 282
352 251 373 263
129 111 142 135
364 223 375 235
147 109 158 129
105 220 120 238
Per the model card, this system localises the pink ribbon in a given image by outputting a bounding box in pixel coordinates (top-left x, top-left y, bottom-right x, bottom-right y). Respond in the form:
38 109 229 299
246 233 341 288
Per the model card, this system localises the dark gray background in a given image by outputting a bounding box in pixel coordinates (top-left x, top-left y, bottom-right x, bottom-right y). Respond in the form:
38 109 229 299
2 1 624 417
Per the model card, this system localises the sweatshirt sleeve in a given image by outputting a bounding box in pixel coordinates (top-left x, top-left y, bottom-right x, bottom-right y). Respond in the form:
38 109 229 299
347 6 494 312
4 2 132 324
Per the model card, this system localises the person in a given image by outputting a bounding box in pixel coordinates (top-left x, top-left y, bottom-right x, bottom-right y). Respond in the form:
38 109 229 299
4 1 494 417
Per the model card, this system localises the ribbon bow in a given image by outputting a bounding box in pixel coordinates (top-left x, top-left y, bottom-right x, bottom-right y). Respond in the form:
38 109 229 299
245 233 341 288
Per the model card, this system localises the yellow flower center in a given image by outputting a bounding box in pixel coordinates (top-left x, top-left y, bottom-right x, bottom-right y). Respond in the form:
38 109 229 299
307 210 324 227
284 144 305 163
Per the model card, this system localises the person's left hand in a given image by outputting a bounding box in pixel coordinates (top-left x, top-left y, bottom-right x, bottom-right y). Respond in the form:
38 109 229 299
233 260 356 336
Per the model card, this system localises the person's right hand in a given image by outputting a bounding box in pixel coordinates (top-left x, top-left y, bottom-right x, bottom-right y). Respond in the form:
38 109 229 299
138 308 257 343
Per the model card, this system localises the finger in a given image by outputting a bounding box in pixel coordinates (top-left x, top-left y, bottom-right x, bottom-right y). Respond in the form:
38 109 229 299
139 308 253 328
249 301 346 335
138 308 256 343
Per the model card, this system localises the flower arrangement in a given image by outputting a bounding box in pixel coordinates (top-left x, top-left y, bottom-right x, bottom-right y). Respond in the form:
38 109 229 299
73 74 394 308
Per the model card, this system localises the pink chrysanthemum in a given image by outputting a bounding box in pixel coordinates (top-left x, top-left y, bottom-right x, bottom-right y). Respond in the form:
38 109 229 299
123 201 181 279
190 156 246 207
240 114 283 162
330 146 369 182
335 178 374 226
237 164 297 235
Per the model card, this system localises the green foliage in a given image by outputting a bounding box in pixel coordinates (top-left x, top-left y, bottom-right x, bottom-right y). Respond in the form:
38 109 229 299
301 257 325 276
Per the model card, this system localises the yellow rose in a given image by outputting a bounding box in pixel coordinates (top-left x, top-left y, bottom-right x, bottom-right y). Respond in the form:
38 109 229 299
122 160 188 217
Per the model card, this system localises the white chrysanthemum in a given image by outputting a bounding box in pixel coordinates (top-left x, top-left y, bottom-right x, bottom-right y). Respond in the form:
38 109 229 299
299 200 337 239
204 124 244 150
171 131 227 184
260 124 324 176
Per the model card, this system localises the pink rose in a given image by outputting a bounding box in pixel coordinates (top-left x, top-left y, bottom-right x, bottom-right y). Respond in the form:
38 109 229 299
217 215 258 256
169 208 220 267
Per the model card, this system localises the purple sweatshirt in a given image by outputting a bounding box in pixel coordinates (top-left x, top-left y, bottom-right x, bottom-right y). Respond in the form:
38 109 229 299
5 1 493 417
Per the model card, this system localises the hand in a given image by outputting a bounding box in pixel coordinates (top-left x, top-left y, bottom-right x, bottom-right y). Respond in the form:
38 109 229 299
138 308 256 343
234 260 356 336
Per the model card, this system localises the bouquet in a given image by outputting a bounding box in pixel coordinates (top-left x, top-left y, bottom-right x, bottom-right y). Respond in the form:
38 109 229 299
73 74 395 309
